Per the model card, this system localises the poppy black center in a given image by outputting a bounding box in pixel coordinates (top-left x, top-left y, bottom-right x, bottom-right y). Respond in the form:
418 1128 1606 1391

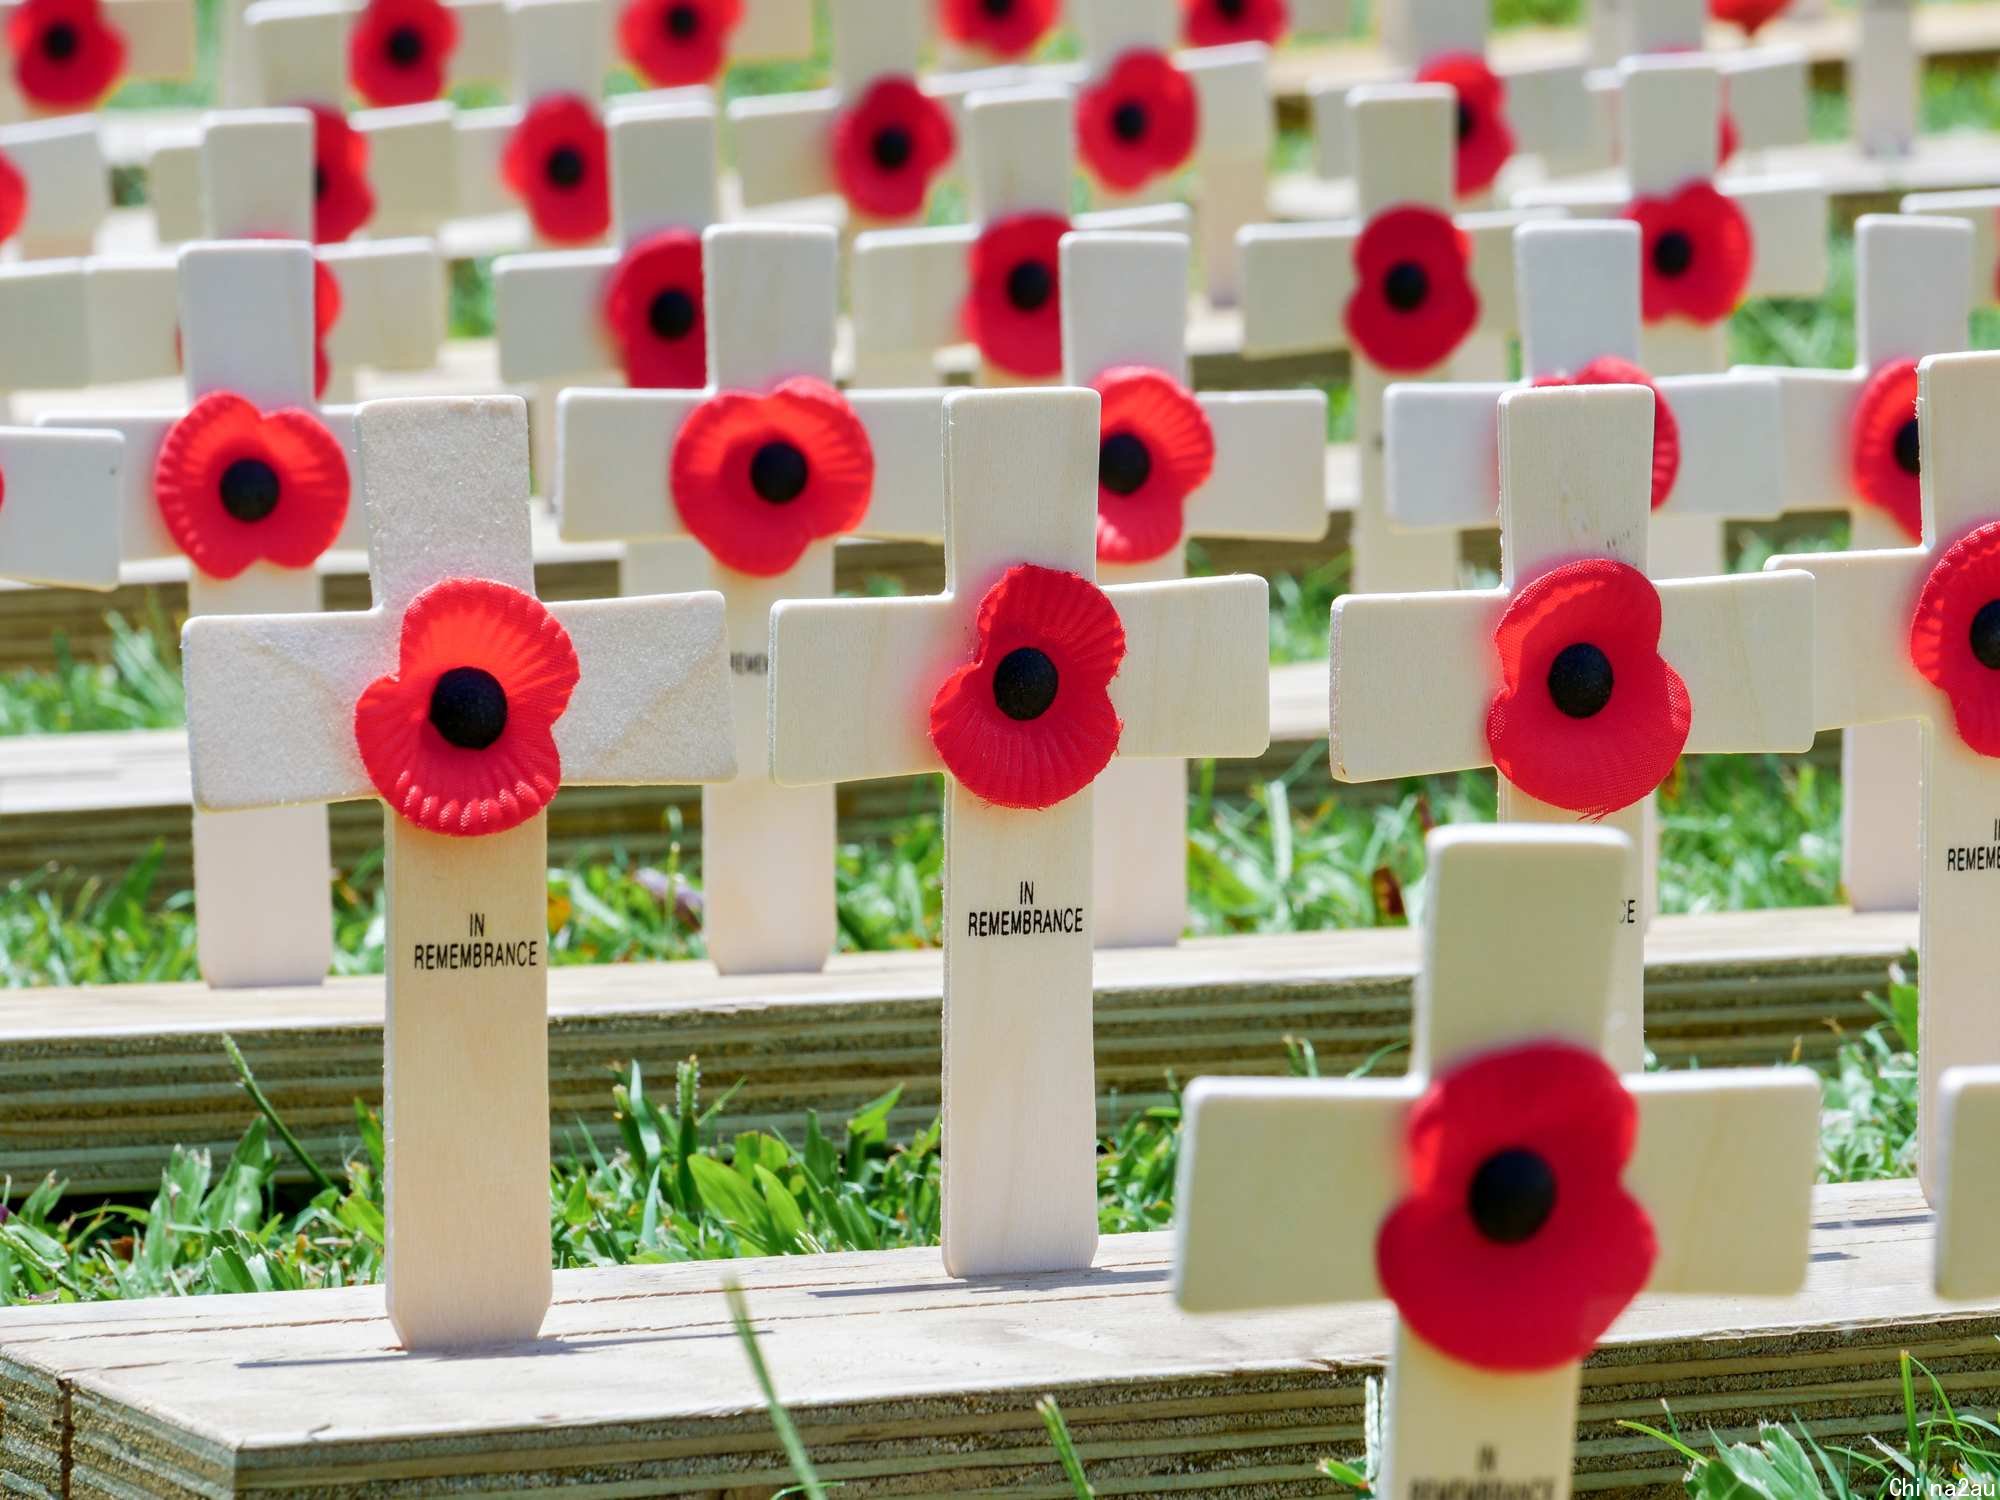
1467 1147 1558 1245
1112 100 1148 143
545 145 586 189
1971 601 2000 670
1653 230 1695 278
1100 432 1152 496
992 646 1059 721
428 666 509 751
41 21 77 60
1217 0 1245 14
872 124 913 171
981 0 1012 13
1894 417 1922 477
1006 258 1053 312
1548 642 1615 719
219 458 282 523
313 164 328 200
647 287 696 340
664 2 698 36
750 440 809 503
385 24 424 63
1456 98 1474 141
1383 261 1429 312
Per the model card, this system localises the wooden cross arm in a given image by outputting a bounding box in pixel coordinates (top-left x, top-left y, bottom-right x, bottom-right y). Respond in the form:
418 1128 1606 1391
1329 588 1504 782
1653 372 1785 520
1186 392 1329 543
1736 366 1859 512
767 594 958 787
1898 189 1999 305
318 240 447 373
1936 1065 2000 1300
0 428 122 590
1502 61 1599 164
0 260 91 390
492 248 621 383
1172 1076 1411 1314
1730 179 1830 299
1383 382 1508 532
1178 43 1272 162
98 0 196 77
733 0 813 57
85 256 180 385
1761 548 1930 729
1657 570 1816 755
727 90 844 208
1458 208 1562 336
1237 222 1356 359
850 225 979 362
1104 574 1270 760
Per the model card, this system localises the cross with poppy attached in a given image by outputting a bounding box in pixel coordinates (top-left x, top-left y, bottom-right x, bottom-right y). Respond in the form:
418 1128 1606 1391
0 424 122 589
1768 350 2000 1199
1174 823 1822 1500
0 114 104 257
769 387 1271 1277
1059 227 1325 949
231 0 497 111
930 0 1060 68
557 222 950 976
182 394 736 1351
0 0 191 118
849 83 1190 389
1935 1063 2000 1300
1335 383 1816 1072
1238 82 1552 592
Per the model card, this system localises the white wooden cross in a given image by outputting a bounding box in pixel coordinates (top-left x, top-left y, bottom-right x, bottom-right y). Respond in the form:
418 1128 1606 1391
1060 227 1323 948
555 222 949 975
1238 83 1548 592
1175 823 1821 1500
42 240 367 989
0 114 105 257
0 424 120 587
1335 383 1815 1072
1768 350 2000 1197
848 82 1189 389
1849 0 1919 159
1737 213 1973 915
1936 1063 2000 1300
183 393 736 1350
0 0 192 120
1898 185 2000 323
221 0 509 110
769 386 1270 1275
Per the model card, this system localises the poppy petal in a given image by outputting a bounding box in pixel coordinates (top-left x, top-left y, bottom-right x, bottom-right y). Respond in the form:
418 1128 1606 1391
348 0 458 106
1850 358 1923 543
1625 182 1753 325
938 0 1057 59
308 104 375 244
501 93 611 245
601 228 707 389
1533 357 1681 510
1912 521 2000 758
1182 0 1285 47
0 149 24 243
961 212 1069 379
1093 365 1215 564
7 0 125 108
616 0 741 86
1077 48 1199 194
830 75 956 221
1345 204 1480 373
1414 52 1515 198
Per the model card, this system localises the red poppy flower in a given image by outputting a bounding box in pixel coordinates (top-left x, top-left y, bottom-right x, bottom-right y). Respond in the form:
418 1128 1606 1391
501 93 610 244
1377 1041 1657 1373
830 76 955 221
961 211 1068 379
1710 0 1789 37
0 150 24 243
307 104 375 244
354 577 580 837
311 256 341 398
1077 49 1199 194
7 0 124 108
600 228 706 389
929 564 1126 810
1182 0 1285 47
348 0 458 106
1849 358 1923 543
1624 182 1752 325
616 0 740 86
1345 204 1479 373
1486 558 1692 819
938 0 1057 59
668 377 873 576
1092 366 1214 564
1532 357 1681 510
1414 52 1515 199
1912 522 2000 758
153 392 350 581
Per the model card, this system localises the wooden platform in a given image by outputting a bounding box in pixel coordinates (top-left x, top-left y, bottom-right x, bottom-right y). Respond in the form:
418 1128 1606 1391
0 906 1915 1196
0 1178 1982 1497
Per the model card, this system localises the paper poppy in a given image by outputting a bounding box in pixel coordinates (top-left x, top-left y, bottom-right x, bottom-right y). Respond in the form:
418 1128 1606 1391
354 577 580 837
1077 48 1198 194
1092 366 1214 564
616 0 740 86
937 0 1058 60
929 564 1126 810
1182 0 1285 47
600 228 707 389
1710 0 1789 37
1912 522 2000 758
961 211 1068 379
307 104 375 244
7 0 125 108
1624 181 1752 325
1345 204 1479 373
1849 358 1923 543
1414 52 1514 199
348 0 458 106
311 255 342 398
829 75 955 221
1486 558 1692 819
1377 1041 1656 1373
0 150 24 243
668 376 874 576
1532 357 1681 510
501 92 610 244
153 392 350 581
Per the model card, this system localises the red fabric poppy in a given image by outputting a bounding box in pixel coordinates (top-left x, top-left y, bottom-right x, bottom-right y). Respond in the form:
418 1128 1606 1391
929 564 1126 810
1092 366 1214 564
1710 0 1789 37
1912 522 2000 758
1486 558 1692 819
1414 52 1514 199
354 577 580 837
616 0 740 86
348 0 458 106
1077 48 1199 194
830 76 955 221
307 104 374 244
0 150 24 243
937 0 1058 60
311 256 342 399
961 211 1068 379
1624 182 1752 325
1345 205 1479 373
1182 0 1285 47
668 377 873 576
501 93 611 244
7 0 124 108
1532 357 1681 511
153 392 350 581
600 228 707 389
1849 358 1923 543
1377 1041 1656 1374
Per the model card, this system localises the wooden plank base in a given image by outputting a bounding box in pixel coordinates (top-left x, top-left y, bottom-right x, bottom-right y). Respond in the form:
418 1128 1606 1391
0 1180 1981 1497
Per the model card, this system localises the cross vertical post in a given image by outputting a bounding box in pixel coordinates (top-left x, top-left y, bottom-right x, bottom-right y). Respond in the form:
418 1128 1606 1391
1936 1064 2000 1299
